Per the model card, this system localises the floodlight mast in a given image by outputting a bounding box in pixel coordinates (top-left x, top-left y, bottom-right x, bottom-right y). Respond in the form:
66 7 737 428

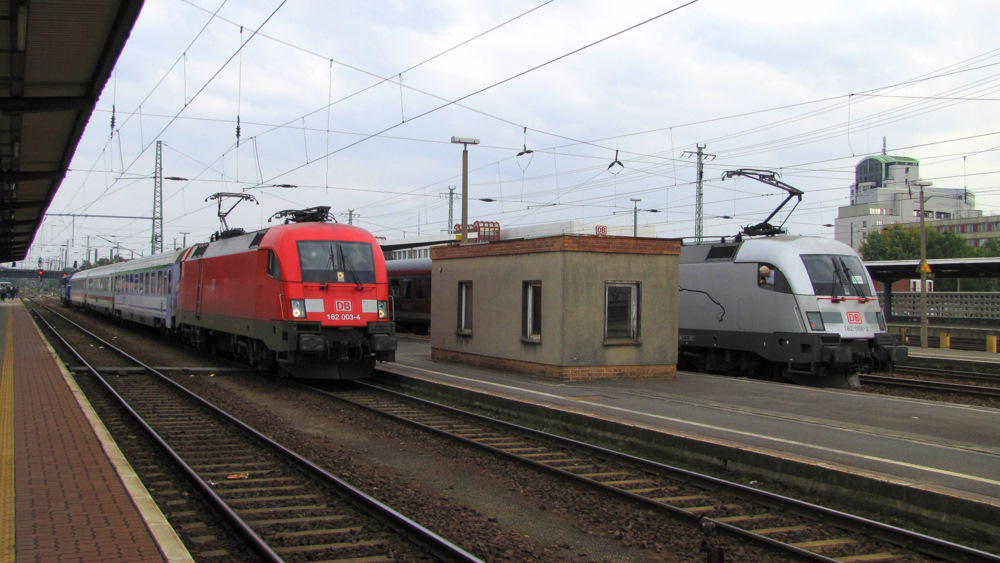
721 168 803 237
451 136 480 244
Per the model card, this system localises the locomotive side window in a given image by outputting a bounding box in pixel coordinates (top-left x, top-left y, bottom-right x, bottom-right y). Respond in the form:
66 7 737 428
267 250 282 279
605 282 640 341
801 254 873 297
757 263 791 293
297 241 375 284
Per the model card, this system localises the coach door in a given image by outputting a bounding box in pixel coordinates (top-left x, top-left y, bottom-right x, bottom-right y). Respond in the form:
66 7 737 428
188 244 210 321
194 260 205 320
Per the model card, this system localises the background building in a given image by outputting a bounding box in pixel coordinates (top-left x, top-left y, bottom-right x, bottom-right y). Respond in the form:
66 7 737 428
835 154 981 250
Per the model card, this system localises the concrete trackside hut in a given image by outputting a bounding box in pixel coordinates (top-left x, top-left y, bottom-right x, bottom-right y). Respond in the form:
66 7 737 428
429 234 680 381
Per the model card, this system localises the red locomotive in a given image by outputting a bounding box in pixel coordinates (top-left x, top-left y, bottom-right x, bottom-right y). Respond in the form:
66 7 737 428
69 207 396 379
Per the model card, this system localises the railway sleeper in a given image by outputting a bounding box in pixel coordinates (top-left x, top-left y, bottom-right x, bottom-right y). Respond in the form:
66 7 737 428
273 538 389 556
245 514 352 528
268 526 364 541
219 485 307 497
235 505 332 518
749 524 811 535
224 495 325 507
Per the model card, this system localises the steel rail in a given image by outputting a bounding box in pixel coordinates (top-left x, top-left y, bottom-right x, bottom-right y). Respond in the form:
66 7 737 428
311 377 1000 563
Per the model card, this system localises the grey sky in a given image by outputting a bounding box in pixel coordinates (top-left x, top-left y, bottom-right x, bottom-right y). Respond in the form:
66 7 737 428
31 0 1000 264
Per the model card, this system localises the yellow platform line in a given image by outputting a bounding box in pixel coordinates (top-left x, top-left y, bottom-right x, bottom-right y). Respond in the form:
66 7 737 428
0 309 15 563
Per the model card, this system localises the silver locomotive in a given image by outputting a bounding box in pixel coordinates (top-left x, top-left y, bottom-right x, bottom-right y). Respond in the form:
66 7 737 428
679 235 907 388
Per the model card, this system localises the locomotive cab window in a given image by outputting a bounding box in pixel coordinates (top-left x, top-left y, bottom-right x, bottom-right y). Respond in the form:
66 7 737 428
297 241 376 284
801 254 873 297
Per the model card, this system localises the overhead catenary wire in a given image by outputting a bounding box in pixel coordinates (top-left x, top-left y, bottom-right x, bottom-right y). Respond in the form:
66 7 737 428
40 5 1000 252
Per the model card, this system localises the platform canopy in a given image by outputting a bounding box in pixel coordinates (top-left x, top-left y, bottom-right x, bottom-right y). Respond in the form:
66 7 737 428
0 0 144 264
864 257 1000 283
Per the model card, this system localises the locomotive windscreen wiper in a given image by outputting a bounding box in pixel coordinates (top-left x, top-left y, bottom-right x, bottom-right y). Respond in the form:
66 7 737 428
830 257 843 298
342 254 364 291
839 257 868 299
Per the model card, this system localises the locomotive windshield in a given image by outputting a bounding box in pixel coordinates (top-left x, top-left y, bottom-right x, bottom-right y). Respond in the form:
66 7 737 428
801 254 873 297
297 241 376 284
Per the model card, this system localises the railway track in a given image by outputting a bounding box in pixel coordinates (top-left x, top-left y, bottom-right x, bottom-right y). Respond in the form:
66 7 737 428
28 301 480 562
311 378 1000 563
862 366 1000 399
894 364 1000 386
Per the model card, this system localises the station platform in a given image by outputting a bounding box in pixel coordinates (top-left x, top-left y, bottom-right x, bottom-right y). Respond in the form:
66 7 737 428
0 299 189 561
382 335 1000 546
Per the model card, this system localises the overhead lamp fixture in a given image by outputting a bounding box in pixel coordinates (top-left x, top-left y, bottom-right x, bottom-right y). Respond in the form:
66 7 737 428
16 4 27 52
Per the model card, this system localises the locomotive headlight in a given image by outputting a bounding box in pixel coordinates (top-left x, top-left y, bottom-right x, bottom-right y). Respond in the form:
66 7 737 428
806 311 825 331
290 299 306 319
378 300 388 319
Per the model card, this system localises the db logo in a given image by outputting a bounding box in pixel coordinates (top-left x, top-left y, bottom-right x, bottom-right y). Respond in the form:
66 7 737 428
846 312 863 324
335 300 352 312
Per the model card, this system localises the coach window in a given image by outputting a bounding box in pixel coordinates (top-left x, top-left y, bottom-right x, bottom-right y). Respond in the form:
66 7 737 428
522 281 541 342
415 277 428 300
605 282 640 343
267 250 282 279
457 281 473 335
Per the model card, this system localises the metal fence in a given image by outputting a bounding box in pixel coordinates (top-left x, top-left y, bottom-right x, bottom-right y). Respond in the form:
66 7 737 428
889 292 1000 325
